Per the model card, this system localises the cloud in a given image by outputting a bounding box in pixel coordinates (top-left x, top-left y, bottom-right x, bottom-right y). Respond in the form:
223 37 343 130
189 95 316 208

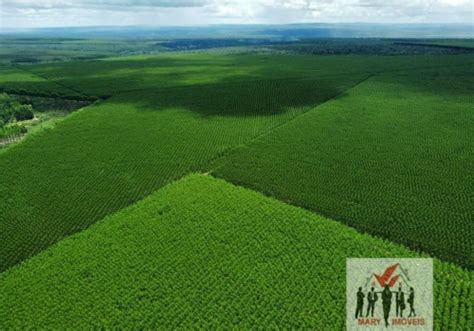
2 0 210 10
206 0 472 22
438 0 471 5
1 0 472 28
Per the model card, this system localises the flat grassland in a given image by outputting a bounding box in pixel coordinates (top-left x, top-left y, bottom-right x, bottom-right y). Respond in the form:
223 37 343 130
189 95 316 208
0 175 471 330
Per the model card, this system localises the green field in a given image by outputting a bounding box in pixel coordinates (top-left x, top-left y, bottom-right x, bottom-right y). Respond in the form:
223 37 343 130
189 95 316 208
214 65 474 268
0 174 471 329
1 52 473 270
0 53 472 98
0 74 366 272
0 37 473 329
0 66 82 97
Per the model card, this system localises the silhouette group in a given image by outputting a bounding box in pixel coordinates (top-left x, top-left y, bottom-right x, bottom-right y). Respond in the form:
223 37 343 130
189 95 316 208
355 286 415 327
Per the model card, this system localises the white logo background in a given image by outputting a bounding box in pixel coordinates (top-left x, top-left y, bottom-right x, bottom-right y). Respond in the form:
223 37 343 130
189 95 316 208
347 258 433 331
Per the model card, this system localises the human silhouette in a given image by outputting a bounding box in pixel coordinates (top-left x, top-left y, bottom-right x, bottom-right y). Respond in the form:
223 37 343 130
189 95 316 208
396 287 405 317
355 287 365 318
382 285 392 327
408 287 416 317
366 287 378 317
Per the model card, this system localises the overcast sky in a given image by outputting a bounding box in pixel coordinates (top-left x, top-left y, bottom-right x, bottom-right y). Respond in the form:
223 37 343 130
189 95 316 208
1 0 473 28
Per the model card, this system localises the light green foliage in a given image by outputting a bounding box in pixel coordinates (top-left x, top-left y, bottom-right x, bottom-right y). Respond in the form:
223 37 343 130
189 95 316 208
0 124 26 139
0 66 80 97
0 175 471 329
213 65 474 268
0 75 364 271
0 67 45 84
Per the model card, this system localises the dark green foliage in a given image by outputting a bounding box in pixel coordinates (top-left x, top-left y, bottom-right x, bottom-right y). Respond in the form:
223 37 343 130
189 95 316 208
12 94 92 112
0 93 34 126
0 94 14 125
214 65 474 268
394 39 474 50
271 39 474 55
12 104 34 121
119 76 360 117
0 175 471 329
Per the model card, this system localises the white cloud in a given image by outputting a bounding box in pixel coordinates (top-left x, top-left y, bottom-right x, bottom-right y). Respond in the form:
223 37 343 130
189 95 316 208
1 0 209 9
1 0 472 28
438 0 470 5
